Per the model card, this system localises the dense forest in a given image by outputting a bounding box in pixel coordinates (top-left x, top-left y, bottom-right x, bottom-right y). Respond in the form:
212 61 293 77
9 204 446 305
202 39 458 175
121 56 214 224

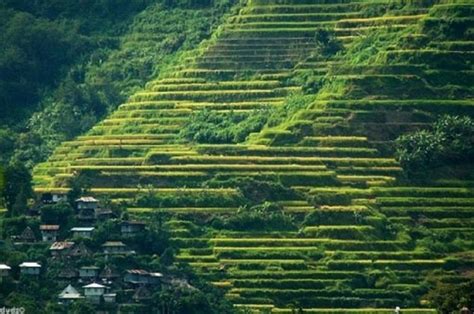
0 0 236 168
0 0 473 313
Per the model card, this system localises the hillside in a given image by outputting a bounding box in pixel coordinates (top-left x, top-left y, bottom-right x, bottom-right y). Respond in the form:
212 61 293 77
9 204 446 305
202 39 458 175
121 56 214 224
0 0 236 167
5 0 474 312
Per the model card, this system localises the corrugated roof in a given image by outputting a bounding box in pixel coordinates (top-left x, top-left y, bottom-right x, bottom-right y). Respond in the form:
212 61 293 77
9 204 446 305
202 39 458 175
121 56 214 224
50 241 75 251
126 269 149 275
40 225 60 231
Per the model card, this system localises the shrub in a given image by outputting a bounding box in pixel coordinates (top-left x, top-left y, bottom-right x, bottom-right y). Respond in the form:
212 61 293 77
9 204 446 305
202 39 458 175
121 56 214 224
205 176 297 204
40 202 75 234
180 109 268 144
314 28 343 58
424 280 474 313
395 115 474 174
214 202 295 231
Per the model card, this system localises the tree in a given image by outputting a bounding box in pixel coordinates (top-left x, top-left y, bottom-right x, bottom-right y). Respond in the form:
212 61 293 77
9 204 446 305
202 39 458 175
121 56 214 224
0 128 16 164
5 292 38 314
314 28 343 57
424 280 474 314
160 247 176 267
434 115 474 161
66 170 96 205
0 165 4 202
395 129 443 173
69 299 95 314
395 115 474 174
40 202 74 227
2 163 33 216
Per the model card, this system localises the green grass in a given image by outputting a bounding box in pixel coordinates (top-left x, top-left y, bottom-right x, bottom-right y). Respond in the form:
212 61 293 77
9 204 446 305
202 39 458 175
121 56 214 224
30 1 474 310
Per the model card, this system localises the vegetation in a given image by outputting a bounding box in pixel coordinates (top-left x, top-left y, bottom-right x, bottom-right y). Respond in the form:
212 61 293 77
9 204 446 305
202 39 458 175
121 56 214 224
396 115 474 174
0 0 238 167
1 164 33 216
1 0 474 313
180 109 269 144
424 280 474 313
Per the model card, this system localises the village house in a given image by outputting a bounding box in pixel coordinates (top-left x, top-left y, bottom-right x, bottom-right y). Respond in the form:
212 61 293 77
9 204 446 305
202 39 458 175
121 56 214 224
19 262 41 276
0 264 11 279
83 282 106 304
132 286 152 303
120 221 146 237
162 277 196 292
41 192 67 204
103 293 117 304
148 272 164 285
75 197 99 221
50 241 75 257
40 224 60 242
68 242 91 258
124 269 163 286
79 266 100 282
76 196 99 210
58 267 78 281
96 207 114 220
102 241 132 255
100 265 119 284
124 269 149 285
13 226 36 243
58 284 83 305
71 227 95 239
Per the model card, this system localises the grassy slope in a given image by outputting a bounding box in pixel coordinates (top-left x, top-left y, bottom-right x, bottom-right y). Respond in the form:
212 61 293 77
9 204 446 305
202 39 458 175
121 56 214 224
30 0 474 312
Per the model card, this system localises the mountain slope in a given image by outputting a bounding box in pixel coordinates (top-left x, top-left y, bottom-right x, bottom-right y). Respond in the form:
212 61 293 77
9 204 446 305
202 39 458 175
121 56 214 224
33 0 473 312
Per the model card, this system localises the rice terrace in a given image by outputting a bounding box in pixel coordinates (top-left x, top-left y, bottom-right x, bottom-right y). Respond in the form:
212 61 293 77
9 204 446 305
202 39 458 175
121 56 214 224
0 0 473 313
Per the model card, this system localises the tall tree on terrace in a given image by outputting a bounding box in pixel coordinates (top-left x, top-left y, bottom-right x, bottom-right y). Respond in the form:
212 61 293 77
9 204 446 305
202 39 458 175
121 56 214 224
2 163 33 216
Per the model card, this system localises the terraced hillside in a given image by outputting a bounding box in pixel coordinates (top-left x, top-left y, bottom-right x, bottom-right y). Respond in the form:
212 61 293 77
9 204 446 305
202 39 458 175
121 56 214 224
34 0 473 312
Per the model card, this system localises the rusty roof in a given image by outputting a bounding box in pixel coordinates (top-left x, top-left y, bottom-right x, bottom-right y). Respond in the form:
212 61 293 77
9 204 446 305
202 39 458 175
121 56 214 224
50 241 75 251
126 269 149 275
40 225 60 231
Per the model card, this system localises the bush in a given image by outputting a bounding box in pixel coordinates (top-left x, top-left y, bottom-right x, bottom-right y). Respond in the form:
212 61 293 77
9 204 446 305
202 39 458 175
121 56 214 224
180 109 268 144
214 202 295 231
424 280 474 313
395 115 474 174
206 176 297 204
41 203 74 229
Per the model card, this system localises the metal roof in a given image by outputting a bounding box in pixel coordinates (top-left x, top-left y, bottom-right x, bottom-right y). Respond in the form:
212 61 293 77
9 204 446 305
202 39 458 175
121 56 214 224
59 284 82 299
75 196 99 203
19 262 41 268
71 227 95 232
83 283 106 289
